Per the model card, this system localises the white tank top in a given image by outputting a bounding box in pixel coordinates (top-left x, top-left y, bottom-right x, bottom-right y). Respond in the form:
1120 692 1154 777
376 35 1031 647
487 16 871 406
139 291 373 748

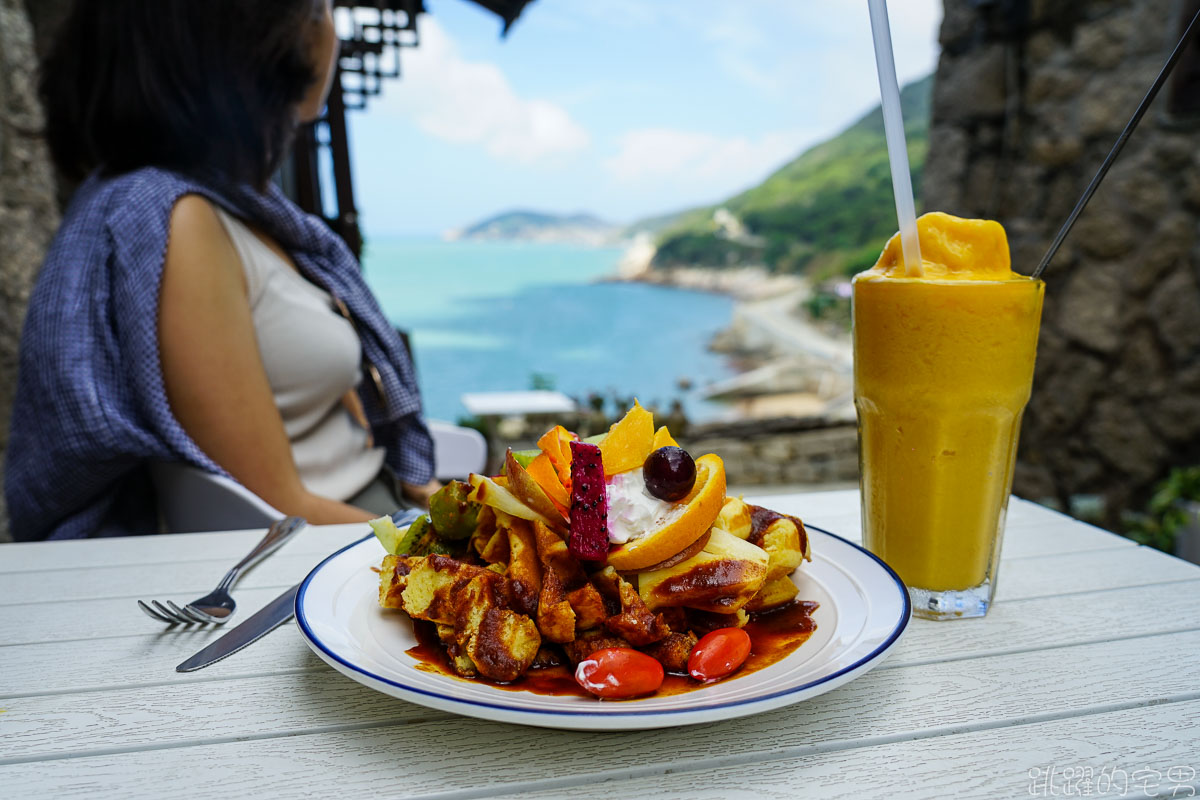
213 207 385 502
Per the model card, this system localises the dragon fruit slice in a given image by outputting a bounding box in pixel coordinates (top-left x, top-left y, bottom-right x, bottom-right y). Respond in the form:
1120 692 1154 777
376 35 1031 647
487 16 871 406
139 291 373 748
568 440 609 561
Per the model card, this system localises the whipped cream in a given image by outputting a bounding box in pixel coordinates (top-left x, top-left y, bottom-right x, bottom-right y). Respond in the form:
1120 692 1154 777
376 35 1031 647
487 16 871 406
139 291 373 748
606 468 682 544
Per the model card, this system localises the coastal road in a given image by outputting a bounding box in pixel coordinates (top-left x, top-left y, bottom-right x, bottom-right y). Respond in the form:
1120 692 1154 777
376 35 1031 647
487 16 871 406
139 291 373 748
733 286 853 368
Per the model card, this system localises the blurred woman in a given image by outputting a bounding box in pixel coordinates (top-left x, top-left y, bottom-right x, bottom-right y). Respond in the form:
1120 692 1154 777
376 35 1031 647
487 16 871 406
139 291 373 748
6 0 438 541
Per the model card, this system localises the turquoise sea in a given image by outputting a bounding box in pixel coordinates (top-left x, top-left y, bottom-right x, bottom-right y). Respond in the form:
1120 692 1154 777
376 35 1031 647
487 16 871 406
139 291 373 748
361 237 738 423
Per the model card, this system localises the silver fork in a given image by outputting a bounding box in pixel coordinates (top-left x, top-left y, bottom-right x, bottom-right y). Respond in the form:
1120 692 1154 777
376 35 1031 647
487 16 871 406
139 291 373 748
139 516 307 625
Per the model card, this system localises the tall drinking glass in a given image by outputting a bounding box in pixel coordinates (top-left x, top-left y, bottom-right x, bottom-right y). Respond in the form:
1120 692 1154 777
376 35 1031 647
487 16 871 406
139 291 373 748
853 218 1044 620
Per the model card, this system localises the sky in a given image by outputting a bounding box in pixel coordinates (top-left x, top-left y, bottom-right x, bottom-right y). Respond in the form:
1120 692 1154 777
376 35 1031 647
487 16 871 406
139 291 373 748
344 0 943 237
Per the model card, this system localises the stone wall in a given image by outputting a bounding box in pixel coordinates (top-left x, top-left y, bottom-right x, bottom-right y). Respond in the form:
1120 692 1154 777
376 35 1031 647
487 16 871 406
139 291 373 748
926 0 1200 528
678 418 859 489
0 0 60 542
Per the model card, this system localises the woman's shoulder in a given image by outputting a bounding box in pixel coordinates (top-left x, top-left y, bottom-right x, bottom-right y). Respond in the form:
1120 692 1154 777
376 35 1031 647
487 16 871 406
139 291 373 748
33 169 239 314
162 193 244 289
72 169 242 273
48 169 207 259
94 168 220 231
167 193 225 239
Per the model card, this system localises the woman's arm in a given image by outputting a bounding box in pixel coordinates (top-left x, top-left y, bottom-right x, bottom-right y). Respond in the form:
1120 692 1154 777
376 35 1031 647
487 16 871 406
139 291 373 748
158 194 376 524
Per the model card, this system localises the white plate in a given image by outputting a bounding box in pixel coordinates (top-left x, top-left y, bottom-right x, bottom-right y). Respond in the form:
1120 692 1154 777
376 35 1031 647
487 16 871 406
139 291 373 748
296 525 910 731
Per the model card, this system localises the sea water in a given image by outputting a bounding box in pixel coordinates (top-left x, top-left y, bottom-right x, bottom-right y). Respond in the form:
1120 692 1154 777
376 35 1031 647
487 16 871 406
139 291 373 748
362 237 738 423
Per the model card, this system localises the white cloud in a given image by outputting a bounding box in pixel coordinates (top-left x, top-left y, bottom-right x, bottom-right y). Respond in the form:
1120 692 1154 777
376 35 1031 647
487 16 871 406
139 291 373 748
370 18 589 164
816 0 943 86
605 128 806 187
702 9 780 92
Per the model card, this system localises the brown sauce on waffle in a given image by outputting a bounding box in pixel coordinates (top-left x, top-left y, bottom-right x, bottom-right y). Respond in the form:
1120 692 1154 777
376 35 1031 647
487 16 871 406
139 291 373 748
406 600 818 699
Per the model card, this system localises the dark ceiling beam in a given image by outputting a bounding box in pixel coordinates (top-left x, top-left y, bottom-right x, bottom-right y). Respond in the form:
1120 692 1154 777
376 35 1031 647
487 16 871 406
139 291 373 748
333 0 533 35
465 0 535 34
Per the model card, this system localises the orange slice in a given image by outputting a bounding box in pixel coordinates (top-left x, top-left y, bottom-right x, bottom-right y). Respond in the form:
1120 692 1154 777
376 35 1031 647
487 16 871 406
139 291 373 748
651 425 678 449
527 452 569 510
599 400 655 475
605 453 727 571
537 425 577 486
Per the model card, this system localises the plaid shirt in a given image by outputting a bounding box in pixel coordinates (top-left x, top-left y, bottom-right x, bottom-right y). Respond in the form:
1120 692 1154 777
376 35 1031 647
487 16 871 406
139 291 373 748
6 168 433 541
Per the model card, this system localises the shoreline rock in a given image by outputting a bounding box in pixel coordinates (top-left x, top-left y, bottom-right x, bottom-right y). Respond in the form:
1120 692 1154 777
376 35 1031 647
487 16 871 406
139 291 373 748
605 261 807 302
604 242 854 424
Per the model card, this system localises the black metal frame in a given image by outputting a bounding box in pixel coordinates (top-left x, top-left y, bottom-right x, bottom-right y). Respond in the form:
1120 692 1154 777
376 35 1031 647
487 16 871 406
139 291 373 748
284 0 533 259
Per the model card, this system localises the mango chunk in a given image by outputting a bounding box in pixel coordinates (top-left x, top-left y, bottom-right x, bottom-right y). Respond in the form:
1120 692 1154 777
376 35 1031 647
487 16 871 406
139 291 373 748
599 400 655 475
652 426 678 449
866 212 1013 281
526 452 570 509
537 425 578 486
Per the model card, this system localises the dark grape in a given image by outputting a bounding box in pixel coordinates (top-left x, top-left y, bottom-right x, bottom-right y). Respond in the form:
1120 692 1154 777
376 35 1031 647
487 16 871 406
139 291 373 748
643 446 696 502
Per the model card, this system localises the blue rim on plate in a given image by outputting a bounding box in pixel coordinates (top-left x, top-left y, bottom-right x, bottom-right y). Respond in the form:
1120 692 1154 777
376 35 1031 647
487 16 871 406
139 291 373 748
295 524 911 722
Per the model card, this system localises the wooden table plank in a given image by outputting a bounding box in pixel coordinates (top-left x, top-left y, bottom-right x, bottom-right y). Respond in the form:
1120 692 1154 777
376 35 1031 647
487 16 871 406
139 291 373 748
4 573 1199 712
1 549 353 607
494 701 1200 800
0 669 448 764
1 585 303 647
1005 496 1101 528
999 518 1135 559
994 544 1199 601
2 683 1196 799
0 517 1146 607
892 578 1200 667
0 523 368 573
0 490 1192 800
3 623 1198 767
0 625 321 698
4 542 1191 648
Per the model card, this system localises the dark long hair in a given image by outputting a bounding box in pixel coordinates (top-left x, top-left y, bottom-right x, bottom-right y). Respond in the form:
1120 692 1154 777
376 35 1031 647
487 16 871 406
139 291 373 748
40 0 326 189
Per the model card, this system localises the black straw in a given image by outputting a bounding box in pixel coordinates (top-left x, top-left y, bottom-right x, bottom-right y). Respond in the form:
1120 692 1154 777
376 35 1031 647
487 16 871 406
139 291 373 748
1033 8 1200 279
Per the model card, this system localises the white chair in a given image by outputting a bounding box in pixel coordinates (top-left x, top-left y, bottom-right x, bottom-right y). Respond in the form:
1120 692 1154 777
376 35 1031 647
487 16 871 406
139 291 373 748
151 461 281 533
426 419 487 481
151 420 489 533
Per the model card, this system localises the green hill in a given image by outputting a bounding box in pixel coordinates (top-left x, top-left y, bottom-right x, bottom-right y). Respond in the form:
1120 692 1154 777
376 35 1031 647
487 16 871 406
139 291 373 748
648 74 932 279
451 209 615 242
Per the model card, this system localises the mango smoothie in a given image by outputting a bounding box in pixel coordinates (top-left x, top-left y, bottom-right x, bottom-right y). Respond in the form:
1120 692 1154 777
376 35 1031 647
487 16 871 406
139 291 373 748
853 213 1043 618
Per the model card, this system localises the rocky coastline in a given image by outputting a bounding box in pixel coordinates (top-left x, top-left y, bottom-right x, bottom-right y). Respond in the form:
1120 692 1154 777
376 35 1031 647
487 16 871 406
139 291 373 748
618 262 809 301
606 241 855 427
470 242 861 490
606 234 807 300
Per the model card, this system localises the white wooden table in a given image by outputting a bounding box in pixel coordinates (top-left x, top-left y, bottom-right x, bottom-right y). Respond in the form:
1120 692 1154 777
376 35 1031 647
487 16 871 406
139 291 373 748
3 489 1199 799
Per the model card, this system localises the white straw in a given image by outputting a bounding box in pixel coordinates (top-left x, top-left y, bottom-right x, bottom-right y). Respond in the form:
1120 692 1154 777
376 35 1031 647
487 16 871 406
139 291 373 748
867 0 923 277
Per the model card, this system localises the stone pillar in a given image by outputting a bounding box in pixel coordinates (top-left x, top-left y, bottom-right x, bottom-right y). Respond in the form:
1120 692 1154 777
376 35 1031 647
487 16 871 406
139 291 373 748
0 0 60 541
925 0 1200 528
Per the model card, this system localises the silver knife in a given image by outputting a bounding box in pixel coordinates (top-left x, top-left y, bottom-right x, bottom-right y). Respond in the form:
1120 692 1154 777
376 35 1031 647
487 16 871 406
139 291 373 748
174 507 425 673
175 583 299 672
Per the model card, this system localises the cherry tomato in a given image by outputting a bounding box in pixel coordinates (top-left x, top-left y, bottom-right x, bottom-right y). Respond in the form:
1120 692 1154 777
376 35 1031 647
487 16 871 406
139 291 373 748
574 647 665 698
688 627 752 682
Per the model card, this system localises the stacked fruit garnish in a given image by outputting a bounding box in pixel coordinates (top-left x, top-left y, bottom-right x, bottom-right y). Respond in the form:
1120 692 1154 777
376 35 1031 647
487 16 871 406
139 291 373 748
372 401 813 698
